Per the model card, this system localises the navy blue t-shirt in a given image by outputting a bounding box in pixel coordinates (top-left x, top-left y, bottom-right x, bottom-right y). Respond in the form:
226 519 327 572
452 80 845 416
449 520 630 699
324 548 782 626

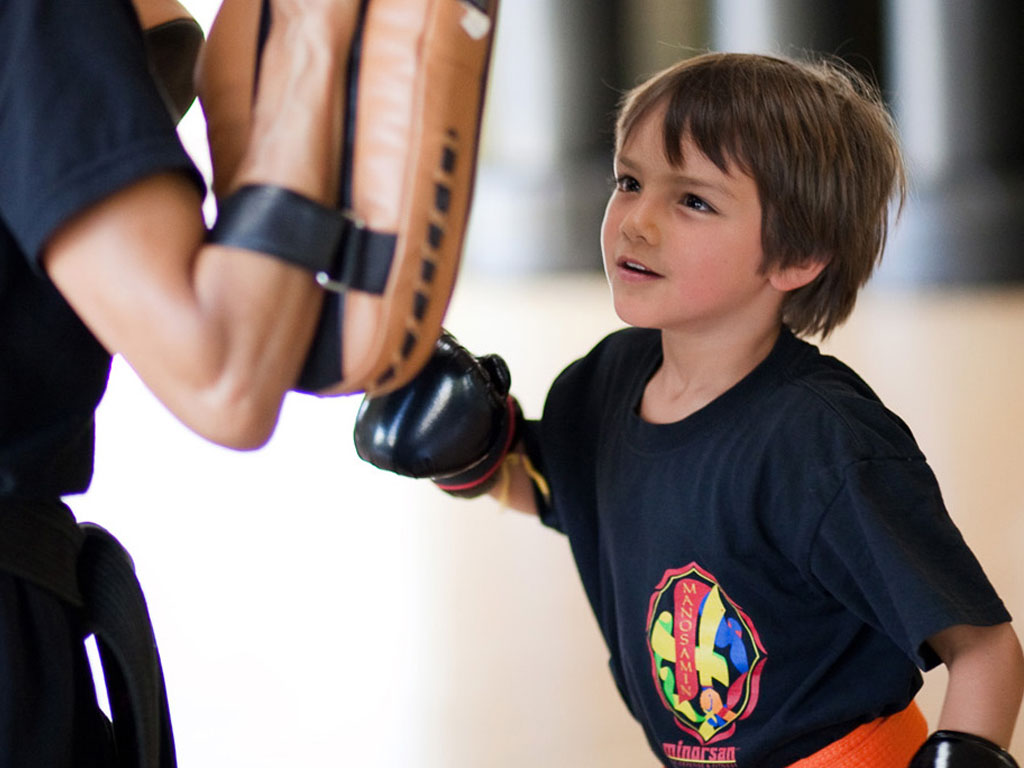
522 327 1010 768
0 0 202 500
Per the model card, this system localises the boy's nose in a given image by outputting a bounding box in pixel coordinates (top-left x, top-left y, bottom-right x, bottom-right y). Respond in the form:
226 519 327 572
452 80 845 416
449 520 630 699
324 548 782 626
621 200 658 245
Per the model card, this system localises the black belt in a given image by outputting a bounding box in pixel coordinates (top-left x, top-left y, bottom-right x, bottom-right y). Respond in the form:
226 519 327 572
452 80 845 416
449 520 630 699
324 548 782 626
0 501 175 768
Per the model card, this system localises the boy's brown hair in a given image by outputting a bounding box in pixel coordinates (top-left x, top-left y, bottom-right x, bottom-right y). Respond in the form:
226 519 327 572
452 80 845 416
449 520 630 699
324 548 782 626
615 52 906 338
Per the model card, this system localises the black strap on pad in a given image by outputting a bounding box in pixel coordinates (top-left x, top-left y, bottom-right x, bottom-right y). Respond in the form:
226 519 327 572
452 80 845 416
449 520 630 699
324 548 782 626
207 184 395 294
142 18 205 125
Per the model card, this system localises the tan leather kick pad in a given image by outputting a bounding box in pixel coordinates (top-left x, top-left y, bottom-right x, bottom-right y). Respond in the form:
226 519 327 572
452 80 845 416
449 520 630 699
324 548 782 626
329 0 499 395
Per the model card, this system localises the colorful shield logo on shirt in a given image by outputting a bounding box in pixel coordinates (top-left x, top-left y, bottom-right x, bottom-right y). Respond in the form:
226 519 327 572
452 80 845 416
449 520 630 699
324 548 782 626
646 563 767 744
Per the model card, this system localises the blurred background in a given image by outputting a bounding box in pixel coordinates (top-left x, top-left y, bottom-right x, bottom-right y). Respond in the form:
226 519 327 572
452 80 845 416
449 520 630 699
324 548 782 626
73 1 1023 765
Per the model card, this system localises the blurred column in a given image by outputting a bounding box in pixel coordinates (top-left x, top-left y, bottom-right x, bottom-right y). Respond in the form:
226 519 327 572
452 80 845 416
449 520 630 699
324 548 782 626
464 1 712 275
462 0 623 274
710 0 883 81
619 1 709 82
710 0 1024 286
882 0 1024 285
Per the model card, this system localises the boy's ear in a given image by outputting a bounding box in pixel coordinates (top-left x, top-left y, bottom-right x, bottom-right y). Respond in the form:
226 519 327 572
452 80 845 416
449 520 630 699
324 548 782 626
769 258 828 292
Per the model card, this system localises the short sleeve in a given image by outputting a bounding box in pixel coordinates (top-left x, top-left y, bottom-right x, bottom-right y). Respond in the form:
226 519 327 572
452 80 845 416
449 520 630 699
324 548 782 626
522 349 604 535
809 458 1011 669
0 0 202 263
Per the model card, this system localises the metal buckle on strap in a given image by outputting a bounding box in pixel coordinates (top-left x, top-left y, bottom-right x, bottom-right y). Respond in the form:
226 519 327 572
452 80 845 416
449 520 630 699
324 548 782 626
209 184 394 295
316 210 365 294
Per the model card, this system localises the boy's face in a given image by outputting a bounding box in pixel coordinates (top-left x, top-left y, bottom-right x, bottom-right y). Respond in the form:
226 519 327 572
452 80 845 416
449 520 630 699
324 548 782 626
601 106 785 335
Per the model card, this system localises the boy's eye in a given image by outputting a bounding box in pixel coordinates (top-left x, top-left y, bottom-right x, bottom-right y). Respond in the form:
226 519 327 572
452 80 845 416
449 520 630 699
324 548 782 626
614 175 640 193
681 193 715 213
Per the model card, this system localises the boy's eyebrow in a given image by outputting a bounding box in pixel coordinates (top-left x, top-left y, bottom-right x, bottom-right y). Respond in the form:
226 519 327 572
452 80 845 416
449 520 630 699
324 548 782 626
615 153 737 200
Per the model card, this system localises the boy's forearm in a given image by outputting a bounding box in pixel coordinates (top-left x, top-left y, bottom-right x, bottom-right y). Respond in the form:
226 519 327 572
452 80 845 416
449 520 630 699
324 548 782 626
486 448 541 516
932 622 1024 748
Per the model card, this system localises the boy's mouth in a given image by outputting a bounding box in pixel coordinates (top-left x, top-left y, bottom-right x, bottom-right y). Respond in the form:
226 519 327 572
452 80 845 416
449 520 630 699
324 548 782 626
617 257 662 277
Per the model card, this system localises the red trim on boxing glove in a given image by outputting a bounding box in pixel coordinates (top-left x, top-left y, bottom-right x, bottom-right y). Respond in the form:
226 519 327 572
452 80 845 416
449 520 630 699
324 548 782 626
434 396 519 496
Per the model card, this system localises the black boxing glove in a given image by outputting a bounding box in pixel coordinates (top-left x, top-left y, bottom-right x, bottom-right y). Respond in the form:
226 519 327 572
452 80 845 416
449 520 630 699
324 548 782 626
353 331 521 498
909 731 1019 767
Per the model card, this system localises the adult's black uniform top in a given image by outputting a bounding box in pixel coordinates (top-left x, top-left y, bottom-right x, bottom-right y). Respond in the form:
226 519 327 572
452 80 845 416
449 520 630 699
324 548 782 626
521 326 1011 768
0 0 203 501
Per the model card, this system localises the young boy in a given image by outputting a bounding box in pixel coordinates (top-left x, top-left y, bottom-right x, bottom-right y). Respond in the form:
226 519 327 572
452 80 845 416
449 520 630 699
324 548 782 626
354 52 1024 767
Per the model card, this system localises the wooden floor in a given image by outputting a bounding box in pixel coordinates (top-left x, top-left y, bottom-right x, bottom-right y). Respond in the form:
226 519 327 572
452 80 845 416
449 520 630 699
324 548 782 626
75 274 1024 766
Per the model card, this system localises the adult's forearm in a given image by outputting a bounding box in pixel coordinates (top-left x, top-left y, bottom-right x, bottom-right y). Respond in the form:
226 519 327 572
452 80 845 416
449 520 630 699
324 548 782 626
44 3 357 448
231 1 350 200
179 2 358 444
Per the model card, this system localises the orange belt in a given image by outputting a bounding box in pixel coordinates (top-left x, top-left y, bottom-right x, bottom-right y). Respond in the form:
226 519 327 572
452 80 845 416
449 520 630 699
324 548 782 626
789 701 929 768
